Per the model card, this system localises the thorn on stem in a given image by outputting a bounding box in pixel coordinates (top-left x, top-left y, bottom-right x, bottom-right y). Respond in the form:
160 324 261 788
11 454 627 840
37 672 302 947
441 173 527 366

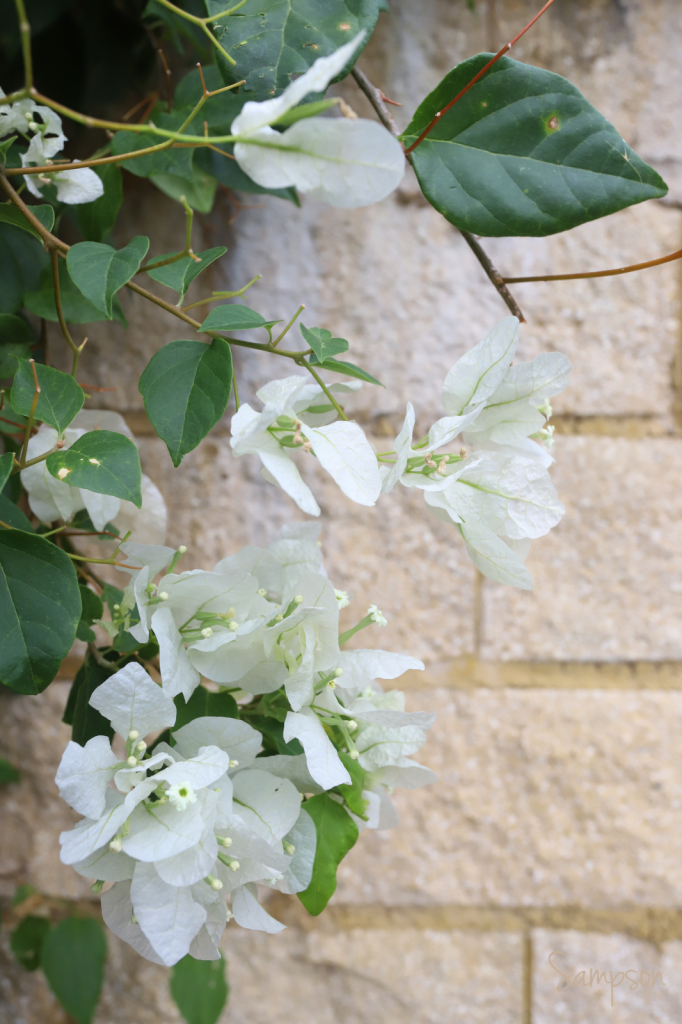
197 63 209 97
29 358 40 393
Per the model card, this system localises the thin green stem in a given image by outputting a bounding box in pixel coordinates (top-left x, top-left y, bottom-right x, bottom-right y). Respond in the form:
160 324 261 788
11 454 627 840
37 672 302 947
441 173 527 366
272 304 305 348
232 368 240 411
181 275 261 311
137 196 197 275
9 139 178 177
299 360 348 420
12 443 65 474
152 0 237 65
13 0 33 91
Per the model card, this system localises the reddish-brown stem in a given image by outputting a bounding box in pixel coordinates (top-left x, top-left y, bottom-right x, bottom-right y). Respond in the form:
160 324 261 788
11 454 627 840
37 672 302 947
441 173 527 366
405 0 558 154
503 247 682 284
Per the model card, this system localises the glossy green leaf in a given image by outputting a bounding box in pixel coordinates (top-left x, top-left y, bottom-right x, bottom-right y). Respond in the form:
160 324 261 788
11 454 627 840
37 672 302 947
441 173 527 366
11 360 84 431
41 917 107 1024
0 313 33 376
170 954 229 1024
174 685 239 730
76 584 104 644
24 260 127 325
76 164 124 243
147 246 227 302
0 494 34 532
64 656 115 745
0 203 55 240
255 716 304 756
300 324 349 362
0 757 20 783
11 916 50 971
139 338 233 467
402 53 668 237
0 529 81 694
67 237 149 318
210 0 381 99
47 430 142 506
0 452 13 492
201 304 275 333
335 750 368 818
0 222 49 314
150 169 217 213
297 793 358 915
308 353 382 386
110 125 194 178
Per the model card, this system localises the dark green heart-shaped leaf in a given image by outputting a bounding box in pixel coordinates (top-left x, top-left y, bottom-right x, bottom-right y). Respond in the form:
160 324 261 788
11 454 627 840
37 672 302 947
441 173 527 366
0 756 20 783
0 529 81 694
300 324 349 362
67 236 149 318
41 917 107 1024
11 916 51 971
63 654 115 745
24 260 126 325
139 338 233 466
150 169 217 213
0 494 33 532
111 125 194 178
0 221 50 315
170 954 229 1024
46 430 142 506
0 452 13 492
308 353 382 386
174 684 239 730
147 246 227 302
76 164 123 243
0 313 33 376
201 304 278 333
11 360 84 431
76 584 104 643
297 793 358 915
209 0 381 99
0 203 55 240
402 53 668 237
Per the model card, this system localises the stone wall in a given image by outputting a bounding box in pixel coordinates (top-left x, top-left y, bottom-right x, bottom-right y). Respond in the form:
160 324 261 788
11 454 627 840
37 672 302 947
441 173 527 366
2 1 682 1021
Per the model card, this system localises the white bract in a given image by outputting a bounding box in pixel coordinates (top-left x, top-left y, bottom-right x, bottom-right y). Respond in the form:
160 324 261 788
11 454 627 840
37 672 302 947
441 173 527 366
20 411 167 541
0 88 103 204
57 528 437 964
231 35 405 207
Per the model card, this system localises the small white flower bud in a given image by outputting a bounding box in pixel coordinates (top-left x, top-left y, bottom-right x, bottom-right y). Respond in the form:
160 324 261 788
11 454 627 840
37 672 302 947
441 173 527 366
334 668 343 677
91 879 104 894
217 835 233 848
275 614 283 622
293 595 303 605
109 837 123 853
126 755 138 767
257 588 266 597
334 589 350 609
206 874 223 891
113 604 121 611
201 627 213 638
349 750 359 759
135 740 147 754
158 591 169 601
346 720 358 731
225 909 234 922
28 119 39 132
128 730 139 741
228 620 239 631
178 545 187 554
228 759 239 767
367 604 388 626
283 841 296 855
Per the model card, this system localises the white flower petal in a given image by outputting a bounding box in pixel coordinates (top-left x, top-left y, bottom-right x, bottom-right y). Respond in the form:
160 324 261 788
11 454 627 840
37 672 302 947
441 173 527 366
79 488 120 533
130 861 206 966
255 753 323 794
283 708 351 790
442 316 518 415
355 723 427 771
231 883 286 933
55 736 119 819
370 756 438 790
122 795 207 861
89 662 176 738
59 792 128 865
73 846 136 882
269 807 317 895
116 474 168 546
300 420 381 506
173 717 262 769
53 164 105 205
458 519 534 589
231 769 301 843
188 925 221 960
152 606 201 700
101 881 166 965
154 823 219 888
155 746 231 790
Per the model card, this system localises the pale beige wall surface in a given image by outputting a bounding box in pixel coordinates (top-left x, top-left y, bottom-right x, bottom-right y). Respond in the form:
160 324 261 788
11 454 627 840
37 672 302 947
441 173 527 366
2 1 682 1022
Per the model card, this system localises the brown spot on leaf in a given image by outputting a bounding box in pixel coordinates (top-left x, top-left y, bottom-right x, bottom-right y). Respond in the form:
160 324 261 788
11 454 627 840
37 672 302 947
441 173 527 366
548 116 559 130
339 22 351 30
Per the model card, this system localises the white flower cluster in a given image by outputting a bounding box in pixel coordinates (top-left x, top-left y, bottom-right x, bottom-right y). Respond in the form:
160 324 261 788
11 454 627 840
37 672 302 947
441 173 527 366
231 316 572 588
230 32 405 208
56 524 435 965
0 89 103 204
20 410 167 545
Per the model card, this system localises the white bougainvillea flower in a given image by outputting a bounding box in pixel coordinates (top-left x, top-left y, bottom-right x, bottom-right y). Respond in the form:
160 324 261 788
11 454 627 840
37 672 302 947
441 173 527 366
231 33 405 208
283 707 351 789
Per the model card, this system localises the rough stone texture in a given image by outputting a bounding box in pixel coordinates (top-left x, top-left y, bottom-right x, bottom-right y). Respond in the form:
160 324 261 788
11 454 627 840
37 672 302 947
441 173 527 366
481 437 682 661
533 929 682 1023
336 688 682 907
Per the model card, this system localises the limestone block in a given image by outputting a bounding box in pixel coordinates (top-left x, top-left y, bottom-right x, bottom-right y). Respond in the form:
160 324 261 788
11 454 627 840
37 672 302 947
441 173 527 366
481 438 682 661
222 926 522 1024
137 435 477 663
335 688 682 907
533 929 682 1023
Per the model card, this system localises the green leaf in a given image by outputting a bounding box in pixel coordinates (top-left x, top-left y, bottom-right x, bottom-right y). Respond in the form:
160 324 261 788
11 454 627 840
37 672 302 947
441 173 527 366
0 494 34 532
201 304 276 333
0 203 55 240
24 260 127 325
41 917 107 1024
174 685 238 730
308 353 382 386
11 883 36 906
76 164 124 243
47 430 142 507
297 793 359 915
209 0 381 99
0 313 34 376
110 127 194 178
0 452 13 492
76 584 104 643
0 757 20 783
0 406 27 436
0 135 18 163
147 246 227 302
0 529 81 694
335 750 368 818
139 338 233 467
66 655 115 745
0 221 50 315
300 324 349 362
150 170 217 214
11 360 84 431
255 716 304 756
169 954 229 1024
402 53 668 237
11 916 51 971
67 237 149 318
